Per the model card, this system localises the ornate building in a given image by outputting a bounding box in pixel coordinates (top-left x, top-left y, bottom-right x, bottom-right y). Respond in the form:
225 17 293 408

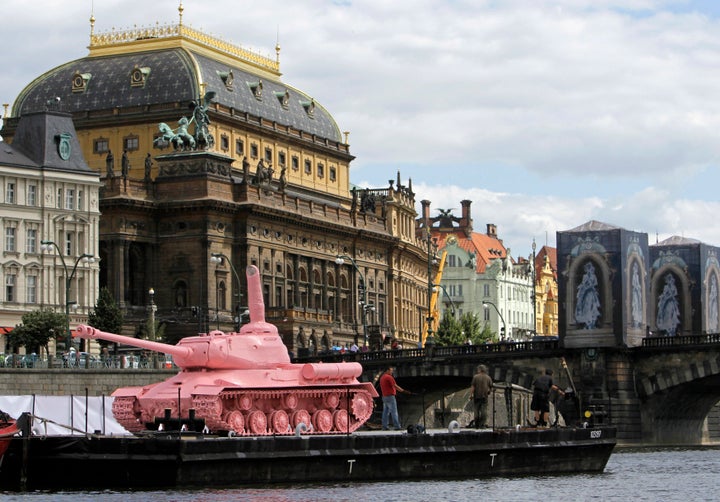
534 245 559 336
1 7 431 354
0 110 101 355
419 200 534 341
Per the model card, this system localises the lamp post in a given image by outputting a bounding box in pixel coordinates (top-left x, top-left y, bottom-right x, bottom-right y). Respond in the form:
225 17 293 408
425 231 439 348
483 301 506 341
433 283 457 317
531 238 537 336
40 240 95 351
210 252 241 332
335 254 368 347
147 288 156 341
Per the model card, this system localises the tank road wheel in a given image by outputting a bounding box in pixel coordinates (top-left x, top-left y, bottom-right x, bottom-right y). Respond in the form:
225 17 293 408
282 393 299 410
224 411 245 434
323 392 340 409
312 409 333 433
350 391 374 421
269 410 290 434
235 394 253 411
248 410 268 434
291 409 311 430
332 409 349 432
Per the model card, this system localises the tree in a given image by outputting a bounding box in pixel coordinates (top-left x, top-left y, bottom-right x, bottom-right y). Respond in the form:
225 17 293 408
8 308 66 354
436 310 464 346
88 287 124 347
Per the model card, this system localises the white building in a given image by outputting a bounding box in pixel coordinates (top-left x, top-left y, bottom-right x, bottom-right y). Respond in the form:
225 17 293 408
1 110 100 356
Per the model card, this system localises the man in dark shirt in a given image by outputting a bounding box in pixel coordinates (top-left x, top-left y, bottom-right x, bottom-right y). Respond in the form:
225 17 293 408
531 368 565 426
379 366 410 430
470 364 493 428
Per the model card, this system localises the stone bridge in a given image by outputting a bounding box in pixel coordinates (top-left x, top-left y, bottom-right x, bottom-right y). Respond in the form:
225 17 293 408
308 334 720 444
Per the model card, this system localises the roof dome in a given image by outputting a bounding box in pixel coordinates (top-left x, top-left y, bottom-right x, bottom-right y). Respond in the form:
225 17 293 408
12 22 342 142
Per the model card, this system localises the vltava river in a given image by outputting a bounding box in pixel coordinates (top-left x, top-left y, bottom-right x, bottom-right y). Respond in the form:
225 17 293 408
1 447 716 501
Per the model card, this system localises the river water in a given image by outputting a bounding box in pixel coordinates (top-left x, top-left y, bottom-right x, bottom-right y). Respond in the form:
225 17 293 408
1 447 716 501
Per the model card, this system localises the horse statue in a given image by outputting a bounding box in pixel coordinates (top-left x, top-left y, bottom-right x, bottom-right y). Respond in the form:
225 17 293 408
155 119 196 151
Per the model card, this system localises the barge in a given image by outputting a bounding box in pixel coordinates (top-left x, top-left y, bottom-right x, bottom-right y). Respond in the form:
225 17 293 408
0 425 616 490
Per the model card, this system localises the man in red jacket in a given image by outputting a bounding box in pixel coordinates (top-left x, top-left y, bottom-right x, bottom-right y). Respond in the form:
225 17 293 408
379 366 410 430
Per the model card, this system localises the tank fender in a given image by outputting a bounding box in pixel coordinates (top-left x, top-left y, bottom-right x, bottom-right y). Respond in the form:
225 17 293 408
300 362 362 381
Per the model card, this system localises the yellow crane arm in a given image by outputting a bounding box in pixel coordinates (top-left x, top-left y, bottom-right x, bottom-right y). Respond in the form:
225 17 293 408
422 250 447 346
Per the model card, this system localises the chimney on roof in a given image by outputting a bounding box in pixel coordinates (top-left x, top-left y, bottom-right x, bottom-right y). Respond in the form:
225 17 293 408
421 200 431 227
487 223 497 238
460 199 473 236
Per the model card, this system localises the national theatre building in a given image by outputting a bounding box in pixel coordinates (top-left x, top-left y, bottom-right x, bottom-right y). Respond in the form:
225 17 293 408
2 7 432 354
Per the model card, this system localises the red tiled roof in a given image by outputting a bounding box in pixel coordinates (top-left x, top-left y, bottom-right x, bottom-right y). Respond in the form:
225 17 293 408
434 230 507 274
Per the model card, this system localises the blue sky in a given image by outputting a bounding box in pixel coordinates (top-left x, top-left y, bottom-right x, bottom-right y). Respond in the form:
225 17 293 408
2 0 720 257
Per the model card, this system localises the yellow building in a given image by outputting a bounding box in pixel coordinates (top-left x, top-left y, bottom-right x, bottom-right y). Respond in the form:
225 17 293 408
534 246 559 336
1 7 432 352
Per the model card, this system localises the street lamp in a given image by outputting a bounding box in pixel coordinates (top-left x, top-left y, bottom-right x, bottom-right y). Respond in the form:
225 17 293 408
425 230 439 348
40 240 95 351
210 252 242 332
531 238 537 337
483 301 506 341
335 254 368 347
433 283 457 317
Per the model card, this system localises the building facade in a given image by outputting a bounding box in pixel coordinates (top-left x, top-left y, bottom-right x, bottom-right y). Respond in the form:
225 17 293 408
0 110 101 355
1 9 431 353
419 200 534 341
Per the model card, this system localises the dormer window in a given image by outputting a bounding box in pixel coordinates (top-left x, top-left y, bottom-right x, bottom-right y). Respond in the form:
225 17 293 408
300 98 315 118
218 69 234 91
130 66 151 88
71 71 92 93
247 80 263 100
274 90 290 109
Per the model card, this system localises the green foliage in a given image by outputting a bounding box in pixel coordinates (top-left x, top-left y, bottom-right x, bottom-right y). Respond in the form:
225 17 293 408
88 287 124 344
8 308 66 353
436 311 497 346
436 310 464 346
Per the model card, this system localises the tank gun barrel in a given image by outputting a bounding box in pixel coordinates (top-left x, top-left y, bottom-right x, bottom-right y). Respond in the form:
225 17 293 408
74 325 192 360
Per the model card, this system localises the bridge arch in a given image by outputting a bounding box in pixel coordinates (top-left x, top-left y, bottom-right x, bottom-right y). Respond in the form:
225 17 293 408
635 350 720 443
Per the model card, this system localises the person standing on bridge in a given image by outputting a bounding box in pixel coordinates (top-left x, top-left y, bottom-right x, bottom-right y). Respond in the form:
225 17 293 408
531 369 565 427
380 366 411 430
469 364 493 428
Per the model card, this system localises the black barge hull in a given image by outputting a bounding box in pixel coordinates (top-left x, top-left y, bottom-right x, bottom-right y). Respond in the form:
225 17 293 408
0 427 616 490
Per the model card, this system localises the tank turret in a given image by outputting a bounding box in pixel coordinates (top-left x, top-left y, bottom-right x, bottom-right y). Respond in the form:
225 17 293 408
73 265 377 436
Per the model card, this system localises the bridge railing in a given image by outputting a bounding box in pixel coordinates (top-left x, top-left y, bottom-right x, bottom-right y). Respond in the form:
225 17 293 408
293 339 561 364
642 333 720 349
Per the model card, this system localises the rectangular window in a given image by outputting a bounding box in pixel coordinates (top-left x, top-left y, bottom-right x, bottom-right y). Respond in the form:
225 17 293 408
304 159 312 174
56 188 62 208
317 163 324 178
291 156 299 171
27 184 37 206
278 151 286 167
77 190 84 210
5 272 16 302
26 275 37 304
5 227 16 252
329 167 336 182
264 147 272 163
220 135 229 151
26 228 37 254
483 284 490 297
65 188 75 210
250 144 258 159
123 136 139 151
235 139 244 156
65 232 73 256
484 308 490 321
94 138 109 154
6 182 15 203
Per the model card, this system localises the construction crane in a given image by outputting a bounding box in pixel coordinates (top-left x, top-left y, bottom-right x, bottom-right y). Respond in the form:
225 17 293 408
422 249 447 346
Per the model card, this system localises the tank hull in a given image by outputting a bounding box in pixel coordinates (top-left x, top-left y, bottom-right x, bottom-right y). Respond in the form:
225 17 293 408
111 367 377 435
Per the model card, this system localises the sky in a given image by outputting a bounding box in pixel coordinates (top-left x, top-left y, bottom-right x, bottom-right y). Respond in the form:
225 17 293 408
3 0 720 258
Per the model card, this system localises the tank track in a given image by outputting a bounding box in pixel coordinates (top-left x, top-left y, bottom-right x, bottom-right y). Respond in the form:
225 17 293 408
193 387 375 435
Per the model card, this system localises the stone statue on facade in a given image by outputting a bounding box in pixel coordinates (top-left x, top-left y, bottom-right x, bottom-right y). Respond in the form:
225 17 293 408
106 150 114 178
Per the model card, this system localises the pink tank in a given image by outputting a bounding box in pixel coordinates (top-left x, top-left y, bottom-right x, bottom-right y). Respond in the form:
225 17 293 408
74 265 377 435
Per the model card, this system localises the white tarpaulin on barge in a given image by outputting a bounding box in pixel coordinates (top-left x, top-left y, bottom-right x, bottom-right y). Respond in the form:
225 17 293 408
0 395 130 436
